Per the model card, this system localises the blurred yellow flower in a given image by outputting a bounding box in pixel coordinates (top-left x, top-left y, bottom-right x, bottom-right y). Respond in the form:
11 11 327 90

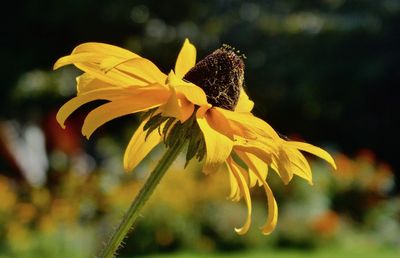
55 39 336 235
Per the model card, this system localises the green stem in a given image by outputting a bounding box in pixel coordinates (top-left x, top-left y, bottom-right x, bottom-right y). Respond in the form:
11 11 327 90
98 141 185 258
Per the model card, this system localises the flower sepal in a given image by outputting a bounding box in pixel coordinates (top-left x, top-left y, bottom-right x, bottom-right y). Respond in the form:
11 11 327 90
141 108 206 167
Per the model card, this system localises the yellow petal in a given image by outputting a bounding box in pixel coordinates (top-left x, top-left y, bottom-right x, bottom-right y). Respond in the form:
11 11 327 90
174 39 196 78
216 108 280 140
286 141 337 170
236 151 268 188
71 42 141 59
56 88 127 129
81 87 170 138
284 146 313 184
233 136 292 185
76 73 118 94
123 119 162 172
251 169 278 235
108 57 167 85
54 53 100 70
168 71 209 106
203 108 235 138
274 148 294 185
58 57 148 87
233 136 276 164
235 89 254 113
161 88 194 122
227 163 240 201
196 106 233 174
55 42 167 87
227 158 252 235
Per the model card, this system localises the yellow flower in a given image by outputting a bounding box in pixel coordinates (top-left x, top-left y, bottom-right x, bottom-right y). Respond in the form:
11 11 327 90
55 39 336 235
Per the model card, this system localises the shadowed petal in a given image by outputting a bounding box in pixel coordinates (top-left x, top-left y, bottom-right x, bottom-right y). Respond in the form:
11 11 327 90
56 88 127 129
161 88 194 122
123 119 163 172
236 151 268 187
227 157 252 235
196 106 233 174
252 170 278 235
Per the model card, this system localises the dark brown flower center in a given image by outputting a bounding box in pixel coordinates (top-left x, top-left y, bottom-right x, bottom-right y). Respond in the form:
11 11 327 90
183 45 245 110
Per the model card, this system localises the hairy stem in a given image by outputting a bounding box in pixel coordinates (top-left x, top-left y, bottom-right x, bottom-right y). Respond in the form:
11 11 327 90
98 141 185 258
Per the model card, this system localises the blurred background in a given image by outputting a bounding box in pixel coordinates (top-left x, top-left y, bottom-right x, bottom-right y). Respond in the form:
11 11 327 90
1 0 399 257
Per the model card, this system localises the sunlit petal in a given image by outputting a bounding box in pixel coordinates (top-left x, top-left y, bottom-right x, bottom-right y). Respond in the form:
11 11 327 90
71 42 141 59
285 147 313 184
109 58 167 85
175 38 196 78
168 71 208 106
216 108 279 140
82 87 170 138
286 141 336 169
55 42 167 87
76 73 119 94
235 89 254 113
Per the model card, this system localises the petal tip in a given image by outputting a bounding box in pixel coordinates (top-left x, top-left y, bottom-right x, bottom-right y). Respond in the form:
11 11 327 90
234 227 248 235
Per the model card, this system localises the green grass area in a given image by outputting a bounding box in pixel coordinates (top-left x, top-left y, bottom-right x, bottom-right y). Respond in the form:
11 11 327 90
134 248 400 258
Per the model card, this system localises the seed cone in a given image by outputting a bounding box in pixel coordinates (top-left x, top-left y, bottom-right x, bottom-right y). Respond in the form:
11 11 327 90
183 46 245 110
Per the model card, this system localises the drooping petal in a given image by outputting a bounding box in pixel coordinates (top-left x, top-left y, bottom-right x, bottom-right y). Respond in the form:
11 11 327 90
227 158 252 235
274 148 294 185
196 106 233 174
251 169 278 235
236 151 268 187
235 89 254 113
81 87 170 138
286 141 337 170
283 147 313 184
227 163 241 201
233 136 292 185
168 71 209 106
123 119 163 172
175 39 196 78
160 88 194 122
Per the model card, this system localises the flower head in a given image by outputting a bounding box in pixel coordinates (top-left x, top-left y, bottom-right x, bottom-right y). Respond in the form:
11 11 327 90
55 39 336 235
